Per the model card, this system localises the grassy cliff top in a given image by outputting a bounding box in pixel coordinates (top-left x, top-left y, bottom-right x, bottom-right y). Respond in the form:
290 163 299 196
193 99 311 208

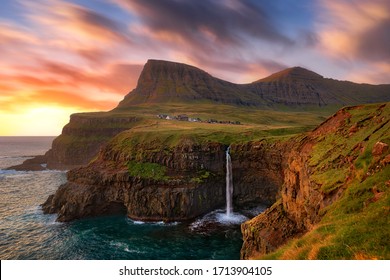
106 102 336 150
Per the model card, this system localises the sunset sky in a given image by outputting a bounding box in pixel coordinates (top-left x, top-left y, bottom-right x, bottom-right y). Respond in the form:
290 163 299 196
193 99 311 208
1 0 389 136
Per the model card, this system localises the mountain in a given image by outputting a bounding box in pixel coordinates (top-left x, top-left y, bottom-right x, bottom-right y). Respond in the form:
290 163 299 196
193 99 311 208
117 59 261 107
249 66 390 106
118 60 390 108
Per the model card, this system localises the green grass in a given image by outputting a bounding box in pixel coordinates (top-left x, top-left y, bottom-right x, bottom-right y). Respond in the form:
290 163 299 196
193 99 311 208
114 102 335 128
127 160 169 181
311 168 348 193
191 170 213 183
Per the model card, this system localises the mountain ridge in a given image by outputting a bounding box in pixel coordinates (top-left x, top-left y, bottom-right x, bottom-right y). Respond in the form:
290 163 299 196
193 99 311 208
117 59 390 108
255 66 324 83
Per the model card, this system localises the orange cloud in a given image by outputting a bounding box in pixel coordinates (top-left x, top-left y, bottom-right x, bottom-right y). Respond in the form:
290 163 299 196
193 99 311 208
0 61 142 113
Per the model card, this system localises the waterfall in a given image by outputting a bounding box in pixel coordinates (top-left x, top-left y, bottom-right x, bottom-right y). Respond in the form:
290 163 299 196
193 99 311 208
226 146 233 216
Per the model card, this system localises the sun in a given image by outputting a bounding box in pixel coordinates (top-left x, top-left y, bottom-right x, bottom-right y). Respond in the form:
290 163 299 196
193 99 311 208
0 106 81 136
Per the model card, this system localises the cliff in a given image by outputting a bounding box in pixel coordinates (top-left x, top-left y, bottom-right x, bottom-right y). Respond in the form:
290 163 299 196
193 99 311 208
241 103 390 259
42 130 282 222
9 113 142 171
45 113 143 170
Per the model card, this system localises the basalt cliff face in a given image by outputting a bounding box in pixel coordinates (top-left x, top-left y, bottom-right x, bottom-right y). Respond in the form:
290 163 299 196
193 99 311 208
241 103 390 259
43 138 226 222
42 133 283 222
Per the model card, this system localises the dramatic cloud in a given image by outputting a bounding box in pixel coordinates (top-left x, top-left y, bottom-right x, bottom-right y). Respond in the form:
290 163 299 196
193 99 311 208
119 0 294 46
317 0 390 83
0 61 143 110
22 0 131 45
113 0 300 81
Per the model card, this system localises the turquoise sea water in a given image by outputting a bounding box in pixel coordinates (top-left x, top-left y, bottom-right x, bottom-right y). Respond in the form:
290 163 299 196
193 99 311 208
0 137 264 260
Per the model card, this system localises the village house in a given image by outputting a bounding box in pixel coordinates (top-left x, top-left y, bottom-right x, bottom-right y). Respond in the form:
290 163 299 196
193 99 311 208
177 114 189 121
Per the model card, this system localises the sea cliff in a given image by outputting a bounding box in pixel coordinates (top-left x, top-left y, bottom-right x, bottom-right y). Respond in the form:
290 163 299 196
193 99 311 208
241 103 390 259
42 131 281 222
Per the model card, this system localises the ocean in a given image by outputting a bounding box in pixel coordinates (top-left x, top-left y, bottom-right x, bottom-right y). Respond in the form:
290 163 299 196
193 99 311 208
0 137 264 260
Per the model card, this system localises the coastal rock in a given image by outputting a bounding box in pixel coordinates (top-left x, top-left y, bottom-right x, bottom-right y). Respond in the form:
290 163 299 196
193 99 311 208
241 201 302 259
7 155 47 171
232 141 285 206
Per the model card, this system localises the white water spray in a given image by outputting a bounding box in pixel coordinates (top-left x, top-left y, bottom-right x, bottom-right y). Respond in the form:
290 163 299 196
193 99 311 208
226 146 233 216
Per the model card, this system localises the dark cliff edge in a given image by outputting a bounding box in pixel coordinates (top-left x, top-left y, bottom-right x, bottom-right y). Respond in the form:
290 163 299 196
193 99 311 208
241 103 390 259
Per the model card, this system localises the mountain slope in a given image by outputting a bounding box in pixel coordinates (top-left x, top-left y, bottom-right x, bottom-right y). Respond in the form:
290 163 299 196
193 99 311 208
248 66 390 106
117 59 265 107
118 60 390 108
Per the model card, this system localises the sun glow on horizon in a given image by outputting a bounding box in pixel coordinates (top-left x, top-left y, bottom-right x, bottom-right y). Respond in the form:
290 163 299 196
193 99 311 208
0 106 90 136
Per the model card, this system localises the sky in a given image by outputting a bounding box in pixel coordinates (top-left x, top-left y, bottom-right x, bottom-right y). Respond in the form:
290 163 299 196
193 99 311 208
1 0 389 136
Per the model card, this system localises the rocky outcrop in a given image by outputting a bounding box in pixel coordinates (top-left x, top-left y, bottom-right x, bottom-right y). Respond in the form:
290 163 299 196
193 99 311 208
372 141 388 156
241 201 302 259
241 103 390 259
42 165 226 222
7 155 47 171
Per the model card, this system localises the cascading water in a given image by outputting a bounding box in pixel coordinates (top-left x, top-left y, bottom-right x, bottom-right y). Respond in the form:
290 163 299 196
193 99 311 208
191 146 249 225
226 146 233 216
